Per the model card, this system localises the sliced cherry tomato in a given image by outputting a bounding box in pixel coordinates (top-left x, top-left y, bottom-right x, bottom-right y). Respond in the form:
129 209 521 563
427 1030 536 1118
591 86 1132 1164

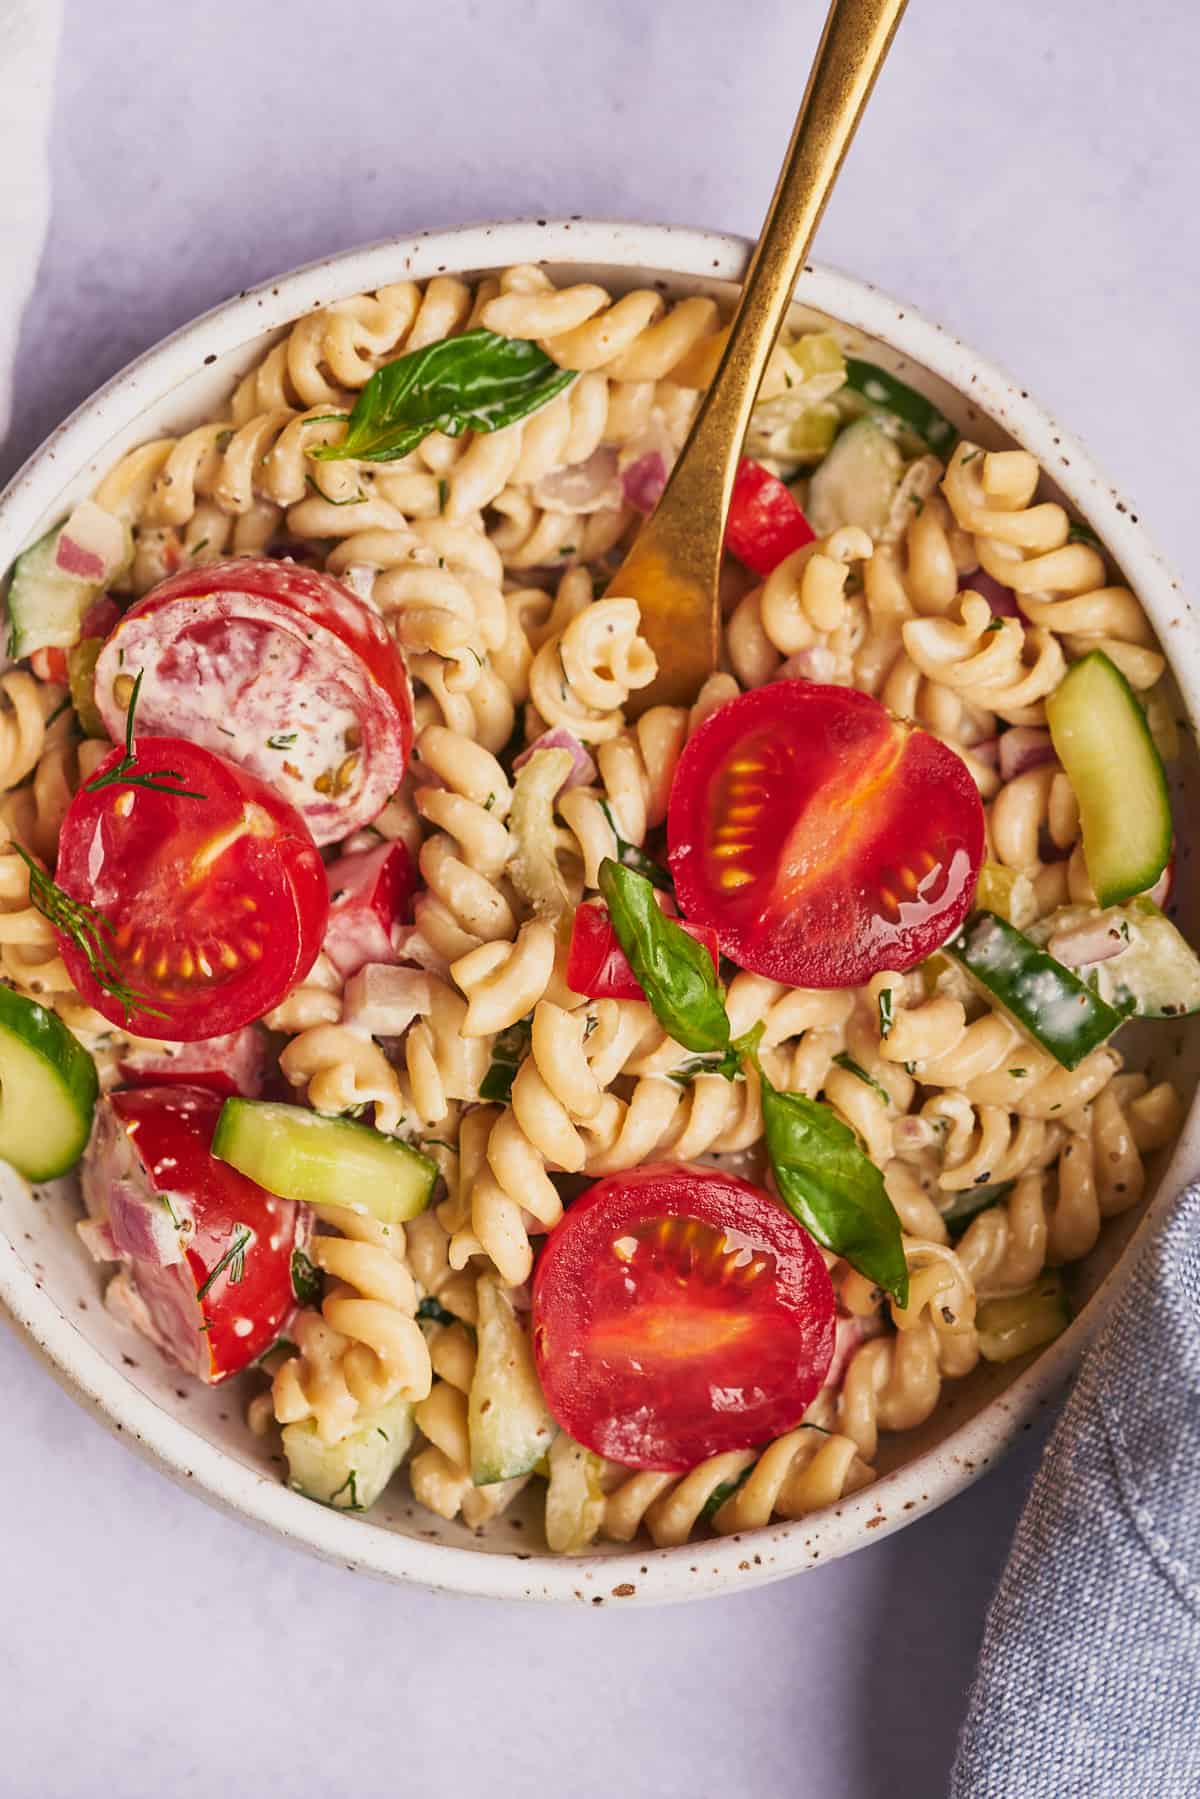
92 558 413 844
30 646 69 685
725 459 816 577
668 681 984 988
82 1086 307 1382
323 839 417 979
532 1163 836 1470
565 896 720 1001
55 736 328 1040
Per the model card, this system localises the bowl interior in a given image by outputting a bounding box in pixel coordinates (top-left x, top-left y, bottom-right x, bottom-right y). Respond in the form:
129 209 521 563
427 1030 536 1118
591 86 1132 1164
4 235 1199 1596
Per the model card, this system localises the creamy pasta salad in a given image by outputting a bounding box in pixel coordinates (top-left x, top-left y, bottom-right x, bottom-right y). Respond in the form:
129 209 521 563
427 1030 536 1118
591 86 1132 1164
0 264 1192 1550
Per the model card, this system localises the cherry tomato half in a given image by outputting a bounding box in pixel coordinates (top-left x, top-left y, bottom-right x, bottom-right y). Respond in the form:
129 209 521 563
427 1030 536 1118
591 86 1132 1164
725 459 816 577
323 839 417 979
92 558 413 845
565 897 720 1001
532 1163 836 1470
84 1086 307 1382
668 682 984 988
55 736 328 1039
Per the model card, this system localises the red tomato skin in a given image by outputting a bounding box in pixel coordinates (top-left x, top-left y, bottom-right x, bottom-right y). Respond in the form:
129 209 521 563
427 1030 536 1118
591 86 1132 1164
55 737 328 1040
565 899 721 1001
668 681 985 989
323 840 417 979
92 559 413 845
532 1163 836 1471
725 460 816 577
109 1086 306 1381
121 558 411 722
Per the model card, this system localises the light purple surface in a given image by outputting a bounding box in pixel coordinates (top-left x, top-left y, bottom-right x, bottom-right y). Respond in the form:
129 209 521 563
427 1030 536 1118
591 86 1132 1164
2 2 1197 1795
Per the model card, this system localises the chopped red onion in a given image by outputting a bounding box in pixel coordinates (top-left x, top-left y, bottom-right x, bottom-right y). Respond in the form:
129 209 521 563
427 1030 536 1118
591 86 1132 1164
961 568 1019 617
512 728 597 791
534 447 621 514
893 1116 936 1154
1047 913 1128 967
621 450 668 516
970 737 1000 770
1147 856 1174 909
999 727 1057 782
774 646 838 684
823 1312 885 1390
344 964 432 1036
55 500 128 584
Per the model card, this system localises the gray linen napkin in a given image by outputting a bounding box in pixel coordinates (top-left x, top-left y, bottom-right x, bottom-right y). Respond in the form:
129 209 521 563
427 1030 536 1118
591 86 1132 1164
950 1184 1200 1796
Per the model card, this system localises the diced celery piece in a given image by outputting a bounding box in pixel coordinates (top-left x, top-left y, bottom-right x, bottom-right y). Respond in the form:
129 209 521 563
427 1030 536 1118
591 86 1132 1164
977 1274 1069 1363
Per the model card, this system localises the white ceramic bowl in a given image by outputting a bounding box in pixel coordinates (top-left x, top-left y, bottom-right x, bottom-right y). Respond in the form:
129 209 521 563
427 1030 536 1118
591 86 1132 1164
2 220 1197 1605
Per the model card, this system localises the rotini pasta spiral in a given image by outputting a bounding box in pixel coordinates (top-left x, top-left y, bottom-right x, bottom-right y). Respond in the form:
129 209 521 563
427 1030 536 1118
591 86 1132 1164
231 277 475 420
408 722 516 964
943 441 1164 692
481 263 722 384
272 1206 432 1445
527 574 656 743
409 1311 532 1529
727 526 872 688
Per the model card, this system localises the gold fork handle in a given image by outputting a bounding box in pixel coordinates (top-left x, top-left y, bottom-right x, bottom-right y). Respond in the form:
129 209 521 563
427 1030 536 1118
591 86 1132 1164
614 0 908 713
698 0 909 468
669 0 909 537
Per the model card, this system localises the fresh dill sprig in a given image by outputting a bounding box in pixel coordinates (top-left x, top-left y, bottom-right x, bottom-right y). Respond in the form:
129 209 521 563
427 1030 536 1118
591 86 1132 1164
13 845 167 1022
85 669 207 800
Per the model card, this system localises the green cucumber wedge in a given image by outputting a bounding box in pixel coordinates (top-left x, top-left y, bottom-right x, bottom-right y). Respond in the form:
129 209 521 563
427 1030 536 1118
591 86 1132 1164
1036 899 1200 1020
842 358 959 459
1046 650 1172 907
283 1390 414 1510
212 1099 436 1224
947 910 1129 1070
5 504 131 659
806 416 903 539
0 985 98 1179
469 1273 555 1486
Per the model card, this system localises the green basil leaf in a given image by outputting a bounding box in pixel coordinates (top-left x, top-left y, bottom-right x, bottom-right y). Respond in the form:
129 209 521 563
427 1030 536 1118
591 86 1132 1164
479 1016 533 1104
757 1065 908 1305
668 1024 765 1086
597 798 674 893
598 858 729 1054
309 329 576 464
290 1247 322 1306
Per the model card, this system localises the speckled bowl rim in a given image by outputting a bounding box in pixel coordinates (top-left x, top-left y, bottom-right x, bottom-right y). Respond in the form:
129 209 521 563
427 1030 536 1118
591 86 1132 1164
1 218 1196 1605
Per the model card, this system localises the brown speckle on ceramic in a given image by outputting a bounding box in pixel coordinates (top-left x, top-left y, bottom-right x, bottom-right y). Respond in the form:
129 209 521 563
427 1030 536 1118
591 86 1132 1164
0 221 1196 1607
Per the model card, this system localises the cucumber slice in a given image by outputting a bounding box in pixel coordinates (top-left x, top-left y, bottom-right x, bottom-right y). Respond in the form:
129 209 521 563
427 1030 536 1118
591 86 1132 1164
212 1099 436 1225
5 507 130 659
806 416 903 539
977 1273 1070 1363
0 986 98 1179
747 331 846 468
468 1273 555 1486
948 910 1129 1070
842 358 959 458
282 1390 415 1510
1037 900 1200 1020
1045 650 1172 907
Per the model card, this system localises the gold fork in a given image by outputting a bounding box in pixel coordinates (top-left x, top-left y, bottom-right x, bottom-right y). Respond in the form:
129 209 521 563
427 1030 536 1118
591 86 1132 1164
610 0 909 712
